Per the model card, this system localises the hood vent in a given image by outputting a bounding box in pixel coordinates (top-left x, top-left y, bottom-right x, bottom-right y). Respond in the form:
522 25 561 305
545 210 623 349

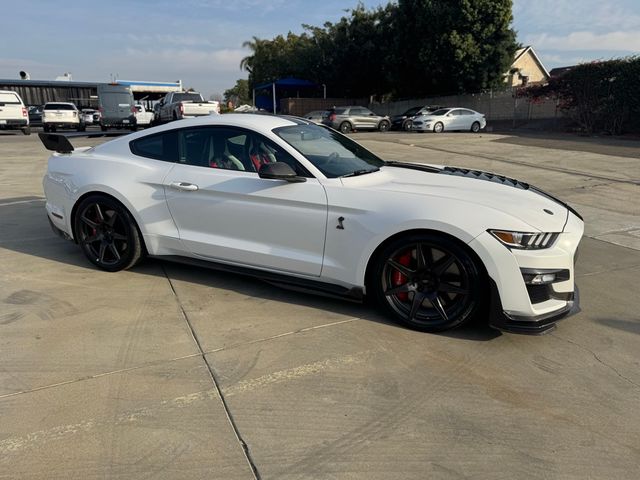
440 167 530 190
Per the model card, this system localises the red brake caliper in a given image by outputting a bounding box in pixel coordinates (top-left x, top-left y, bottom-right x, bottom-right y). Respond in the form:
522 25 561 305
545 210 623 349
392 250 412 302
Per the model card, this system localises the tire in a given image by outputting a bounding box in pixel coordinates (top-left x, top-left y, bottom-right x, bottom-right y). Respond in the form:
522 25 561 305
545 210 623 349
402 120 413 131
433 122 444 133
339 121 352 134
471 121 481 133
369 233 484 332
74 195 144 272
378 120 390 132
22 126 31 135
100 124 107 132
172 112 178 122
78 125 86 132
43 124 49 133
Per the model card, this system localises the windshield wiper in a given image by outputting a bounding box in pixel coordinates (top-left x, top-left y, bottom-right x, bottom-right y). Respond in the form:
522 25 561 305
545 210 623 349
341 167 380 178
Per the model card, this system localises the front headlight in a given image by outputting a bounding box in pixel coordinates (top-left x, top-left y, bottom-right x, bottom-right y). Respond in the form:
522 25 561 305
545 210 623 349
489 230 558 250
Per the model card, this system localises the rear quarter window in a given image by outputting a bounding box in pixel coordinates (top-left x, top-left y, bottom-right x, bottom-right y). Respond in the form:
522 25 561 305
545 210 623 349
130 130 178 162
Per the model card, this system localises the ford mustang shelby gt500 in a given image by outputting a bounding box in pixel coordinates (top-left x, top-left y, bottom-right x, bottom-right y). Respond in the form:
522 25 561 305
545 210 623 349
41 114 583 334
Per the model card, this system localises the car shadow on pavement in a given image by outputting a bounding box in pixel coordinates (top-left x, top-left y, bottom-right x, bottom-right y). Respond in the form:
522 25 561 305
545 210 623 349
0 198 502 342
595 318 640 336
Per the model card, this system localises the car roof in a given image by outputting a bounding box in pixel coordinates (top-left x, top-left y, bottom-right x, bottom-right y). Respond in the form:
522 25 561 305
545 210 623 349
98 113 314 152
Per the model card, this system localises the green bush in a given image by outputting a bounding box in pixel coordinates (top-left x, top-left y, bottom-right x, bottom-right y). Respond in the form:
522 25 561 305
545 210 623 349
521 56 640 134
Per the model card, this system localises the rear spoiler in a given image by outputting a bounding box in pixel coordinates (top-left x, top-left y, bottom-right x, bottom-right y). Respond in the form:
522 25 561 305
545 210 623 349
39 131 129 154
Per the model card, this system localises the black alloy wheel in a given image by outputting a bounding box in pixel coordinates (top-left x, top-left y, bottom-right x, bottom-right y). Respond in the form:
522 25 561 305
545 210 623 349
378 120 390 132
402 120 413 131
74 195 143 272
371 234 483 332
339 121 352 134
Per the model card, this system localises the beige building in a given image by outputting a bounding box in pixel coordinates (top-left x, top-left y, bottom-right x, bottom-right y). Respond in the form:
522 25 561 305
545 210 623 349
506 46 550 86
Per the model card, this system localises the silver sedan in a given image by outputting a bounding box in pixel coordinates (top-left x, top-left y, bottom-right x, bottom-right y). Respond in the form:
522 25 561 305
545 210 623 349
411 108 486 133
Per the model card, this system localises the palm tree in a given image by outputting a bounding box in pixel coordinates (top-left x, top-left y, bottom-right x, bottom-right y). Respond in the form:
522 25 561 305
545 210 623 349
240 36 262 73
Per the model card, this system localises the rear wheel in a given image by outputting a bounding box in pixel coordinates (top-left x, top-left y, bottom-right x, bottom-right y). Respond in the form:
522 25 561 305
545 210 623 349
339 121 352 134
370 233 484 332
378 120 390 132
22 126 31 135
74 195 144 272
471 121 481 133
402 120 413 131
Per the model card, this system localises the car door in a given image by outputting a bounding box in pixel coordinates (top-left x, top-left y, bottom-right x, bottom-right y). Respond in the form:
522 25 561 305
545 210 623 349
163 126 328 276
445 109 462 130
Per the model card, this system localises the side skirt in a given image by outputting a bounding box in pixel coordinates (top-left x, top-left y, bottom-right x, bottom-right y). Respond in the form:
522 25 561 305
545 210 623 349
155 255 364 303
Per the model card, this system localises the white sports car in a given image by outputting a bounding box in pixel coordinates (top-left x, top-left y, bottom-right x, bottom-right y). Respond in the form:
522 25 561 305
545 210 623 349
41 114 583 334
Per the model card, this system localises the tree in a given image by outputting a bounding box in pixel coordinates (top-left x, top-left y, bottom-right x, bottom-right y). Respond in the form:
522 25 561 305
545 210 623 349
388 0 517 97
223 79 250 106
238 0 518 99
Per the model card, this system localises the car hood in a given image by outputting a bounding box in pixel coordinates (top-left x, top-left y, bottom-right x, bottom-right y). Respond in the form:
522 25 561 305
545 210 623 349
346 163 570 232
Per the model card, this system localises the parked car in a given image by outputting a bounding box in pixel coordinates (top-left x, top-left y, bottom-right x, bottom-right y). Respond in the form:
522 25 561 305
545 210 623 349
390 105 443 131
412 108 486 133
322 106 390 133
81 109 97 125
0 90 30 135
156 91 219 123
40 114 582 335
302 110 327 124
97 83 136 131
28 105 43 126
42 102 84 132
133 104 153 127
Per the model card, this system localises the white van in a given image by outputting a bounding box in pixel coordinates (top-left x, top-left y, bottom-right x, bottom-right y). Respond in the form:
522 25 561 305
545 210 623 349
0 90 30 135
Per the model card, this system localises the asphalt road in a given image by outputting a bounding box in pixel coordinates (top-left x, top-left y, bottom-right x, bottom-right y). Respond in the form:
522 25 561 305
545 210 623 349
0 128 639 479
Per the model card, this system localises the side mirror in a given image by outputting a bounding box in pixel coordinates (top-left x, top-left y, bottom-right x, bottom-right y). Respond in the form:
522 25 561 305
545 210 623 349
369 113 375 116
258 162 306 183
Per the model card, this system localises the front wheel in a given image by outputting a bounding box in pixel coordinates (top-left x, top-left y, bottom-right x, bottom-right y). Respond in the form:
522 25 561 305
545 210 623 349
378 120 390 132
471 121 481 133
74 195 144 272
339 121 352 134
370 233 484 332
433 122 444 133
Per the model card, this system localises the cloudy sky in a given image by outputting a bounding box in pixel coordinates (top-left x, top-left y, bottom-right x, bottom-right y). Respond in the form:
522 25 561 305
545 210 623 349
2 0 638 97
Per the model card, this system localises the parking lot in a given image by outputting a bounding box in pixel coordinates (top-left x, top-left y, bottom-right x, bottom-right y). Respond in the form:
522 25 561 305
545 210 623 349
1 128 639 479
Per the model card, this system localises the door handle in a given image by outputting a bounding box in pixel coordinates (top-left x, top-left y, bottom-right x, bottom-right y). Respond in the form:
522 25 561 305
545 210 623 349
170 181 199 191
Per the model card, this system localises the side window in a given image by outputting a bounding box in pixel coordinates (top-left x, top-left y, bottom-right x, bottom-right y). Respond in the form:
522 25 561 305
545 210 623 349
177 127 253 172
130 130 178 162
248 135 312 178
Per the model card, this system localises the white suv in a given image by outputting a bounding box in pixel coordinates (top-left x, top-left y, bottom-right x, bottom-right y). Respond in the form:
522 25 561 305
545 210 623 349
0 90 30 135
42 102 85 132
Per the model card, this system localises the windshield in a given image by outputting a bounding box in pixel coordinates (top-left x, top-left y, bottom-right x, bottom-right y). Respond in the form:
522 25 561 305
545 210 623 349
402 107 422 116
429 109 450 116
274 124 384 178
44 103 75 110
173 93 204 103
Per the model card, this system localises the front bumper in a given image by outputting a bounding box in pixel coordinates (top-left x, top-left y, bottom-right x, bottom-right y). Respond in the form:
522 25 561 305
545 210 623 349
488 278 580 334
469 212 583 335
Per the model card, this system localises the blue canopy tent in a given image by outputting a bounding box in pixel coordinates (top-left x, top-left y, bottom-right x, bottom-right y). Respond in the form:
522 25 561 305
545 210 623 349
253 78 321 113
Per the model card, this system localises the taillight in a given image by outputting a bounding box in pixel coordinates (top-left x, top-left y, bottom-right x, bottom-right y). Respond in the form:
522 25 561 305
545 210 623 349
179 103 184 115
22 107 27 117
